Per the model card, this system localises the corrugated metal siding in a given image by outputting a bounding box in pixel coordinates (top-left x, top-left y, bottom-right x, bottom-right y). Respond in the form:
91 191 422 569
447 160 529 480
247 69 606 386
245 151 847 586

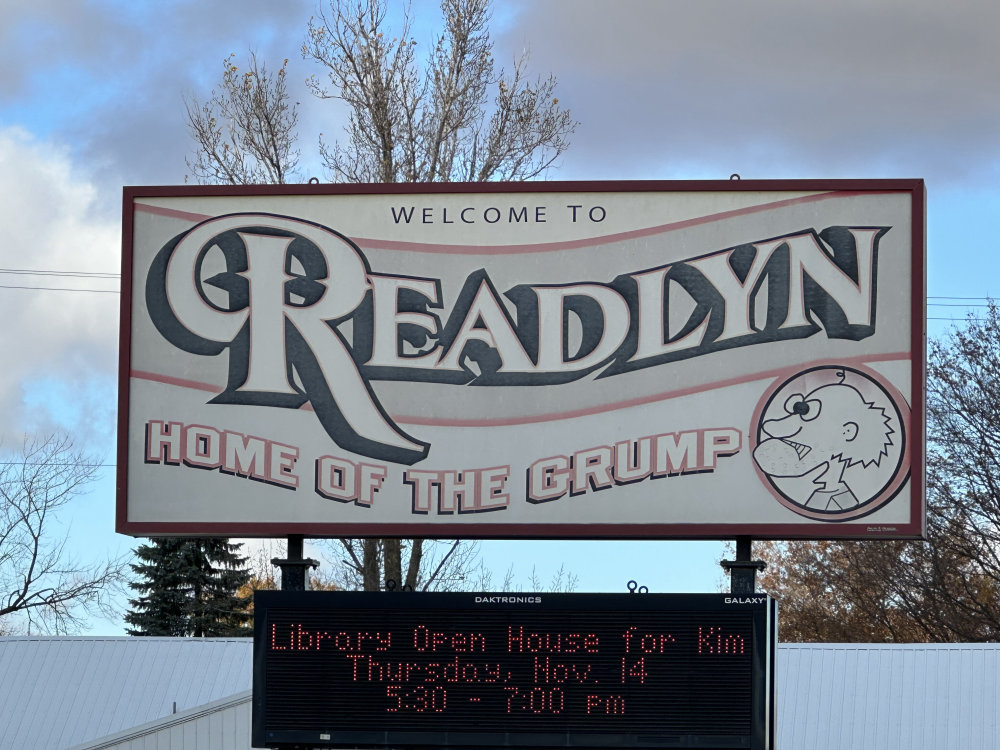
777 643 1000 750
69 692 253 750
0 637 252 750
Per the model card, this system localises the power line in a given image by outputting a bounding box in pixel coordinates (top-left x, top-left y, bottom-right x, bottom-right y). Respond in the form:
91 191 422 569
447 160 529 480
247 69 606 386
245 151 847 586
927 295 992 301
0 284 118 294
0 267 120 293
927 303 991 308
0 269 993 295
0 462 115 467
0 268 120 279
0 268 994 308
0 287 992 304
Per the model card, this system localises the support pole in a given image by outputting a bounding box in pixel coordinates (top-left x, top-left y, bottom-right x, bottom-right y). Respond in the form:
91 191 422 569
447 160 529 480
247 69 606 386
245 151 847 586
720 536 766 595
271 535 319 591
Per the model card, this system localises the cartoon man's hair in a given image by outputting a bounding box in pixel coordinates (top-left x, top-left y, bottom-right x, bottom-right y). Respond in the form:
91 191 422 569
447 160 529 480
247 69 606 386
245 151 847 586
830 371 894 468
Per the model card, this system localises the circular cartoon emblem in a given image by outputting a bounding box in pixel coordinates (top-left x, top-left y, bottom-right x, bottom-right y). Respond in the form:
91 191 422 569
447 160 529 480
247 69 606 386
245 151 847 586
751 365 908 521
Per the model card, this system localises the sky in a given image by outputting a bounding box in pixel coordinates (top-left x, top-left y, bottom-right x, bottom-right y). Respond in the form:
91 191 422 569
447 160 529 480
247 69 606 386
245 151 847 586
1 0 998 634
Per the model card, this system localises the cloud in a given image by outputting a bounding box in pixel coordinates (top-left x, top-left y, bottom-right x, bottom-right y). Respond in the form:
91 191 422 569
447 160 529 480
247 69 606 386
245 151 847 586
501 0 1000 184
6 1 1000 189
0 127 120 443
0 0 317 194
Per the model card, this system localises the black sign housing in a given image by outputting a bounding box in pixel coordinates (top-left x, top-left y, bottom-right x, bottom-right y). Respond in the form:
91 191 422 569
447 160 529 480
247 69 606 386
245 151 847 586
252 591 776 749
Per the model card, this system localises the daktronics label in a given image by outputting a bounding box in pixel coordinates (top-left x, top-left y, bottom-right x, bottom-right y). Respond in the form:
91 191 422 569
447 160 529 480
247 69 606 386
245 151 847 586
251 592 777 749
120 181 925 539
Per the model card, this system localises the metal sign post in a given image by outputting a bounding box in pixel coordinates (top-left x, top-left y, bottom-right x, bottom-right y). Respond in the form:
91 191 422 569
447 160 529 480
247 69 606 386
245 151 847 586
270 535 318 591
722 537 767 595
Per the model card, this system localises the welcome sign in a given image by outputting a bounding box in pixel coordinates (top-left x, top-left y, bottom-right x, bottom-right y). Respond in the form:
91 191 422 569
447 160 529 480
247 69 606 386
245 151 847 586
117 180 925 539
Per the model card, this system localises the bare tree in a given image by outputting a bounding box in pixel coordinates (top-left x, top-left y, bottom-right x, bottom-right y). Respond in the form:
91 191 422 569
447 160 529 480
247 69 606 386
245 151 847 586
185 52 300 185
479 562 578 593
302 0 577 183
323 538 481 592
185 0 577 592
325 540 580 593
302 0 576 589
0 436 126 634
758 302 1000 642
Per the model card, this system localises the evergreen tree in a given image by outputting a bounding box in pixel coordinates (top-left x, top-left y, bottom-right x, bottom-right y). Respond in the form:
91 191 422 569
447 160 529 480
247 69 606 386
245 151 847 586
126 538 252 637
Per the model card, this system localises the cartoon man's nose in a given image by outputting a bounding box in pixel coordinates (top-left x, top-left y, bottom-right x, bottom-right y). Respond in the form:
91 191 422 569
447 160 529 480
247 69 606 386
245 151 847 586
762 415 801 439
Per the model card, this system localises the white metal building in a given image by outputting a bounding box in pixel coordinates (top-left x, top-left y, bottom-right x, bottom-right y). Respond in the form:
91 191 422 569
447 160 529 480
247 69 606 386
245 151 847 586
0 636 252 749
779 642 1000 749
1 637 998 749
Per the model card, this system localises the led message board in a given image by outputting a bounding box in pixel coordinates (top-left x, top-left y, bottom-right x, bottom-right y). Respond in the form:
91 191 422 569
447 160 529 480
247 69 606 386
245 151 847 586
120 180 925 539
252 591 777 749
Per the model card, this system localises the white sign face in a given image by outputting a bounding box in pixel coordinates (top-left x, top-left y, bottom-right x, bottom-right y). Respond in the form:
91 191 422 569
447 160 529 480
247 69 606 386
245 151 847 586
118 181 925 539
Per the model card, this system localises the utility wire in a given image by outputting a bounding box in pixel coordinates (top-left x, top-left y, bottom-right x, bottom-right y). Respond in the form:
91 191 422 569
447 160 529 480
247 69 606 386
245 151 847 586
0 269 993 293
0 268 119 279
0 267 120 292
0 288 992 302
0 268 995 309
928 303 991 308
928 295 993 300
0 284 118 293
0 462 116 467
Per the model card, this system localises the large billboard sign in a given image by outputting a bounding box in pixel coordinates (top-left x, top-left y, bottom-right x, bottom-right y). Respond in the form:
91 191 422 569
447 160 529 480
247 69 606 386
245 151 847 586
118 180 925 538
251 591 777 749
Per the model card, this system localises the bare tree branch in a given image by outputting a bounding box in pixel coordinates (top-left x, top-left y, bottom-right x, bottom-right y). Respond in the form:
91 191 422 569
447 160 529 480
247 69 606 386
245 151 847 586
421 539 461 591
185 52 300 185
303 0 577 184
315 538 482 592
338 537 365 573
0 435 127 634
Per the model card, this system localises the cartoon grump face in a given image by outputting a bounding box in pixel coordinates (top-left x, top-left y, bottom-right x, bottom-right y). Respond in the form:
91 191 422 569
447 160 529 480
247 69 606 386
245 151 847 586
753 379 893 480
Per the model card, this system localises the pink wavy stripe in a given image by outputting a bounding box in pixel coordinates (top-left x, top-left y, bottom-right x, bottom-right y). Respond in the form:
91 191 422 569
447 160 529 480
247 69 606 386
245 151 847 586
132 370 218 394
136 203 214 223
134 190 857 255
131 352 911 427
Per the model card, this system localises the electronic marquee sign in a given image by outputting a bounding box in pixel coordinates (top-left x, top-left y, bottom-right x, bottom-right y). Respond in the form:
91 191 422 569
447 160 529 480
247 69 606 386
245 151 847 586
251 591 777 749
118 180 925 539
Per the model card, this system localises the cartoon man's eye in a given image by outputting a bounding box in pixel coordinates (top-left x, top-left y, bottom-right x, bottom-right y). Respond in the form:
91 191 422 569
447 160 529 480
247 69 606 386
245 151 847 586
799 399 822 421
784 394 822 421
783 394 806 414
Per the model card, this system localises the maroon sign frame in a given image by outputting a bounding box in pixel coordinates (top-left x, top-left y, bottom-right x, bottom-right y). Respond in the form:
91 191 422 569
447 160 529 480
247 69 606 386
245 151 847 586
118 179 925 539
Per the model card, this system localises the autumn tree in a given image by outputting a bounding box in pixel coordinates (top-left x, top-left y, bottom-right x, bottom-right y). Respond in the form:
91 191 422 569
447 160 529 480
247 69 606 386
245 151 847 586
0 436 126 634
753 539 929 642
236 541 340 617
185 0 577 592
757 302 1000 642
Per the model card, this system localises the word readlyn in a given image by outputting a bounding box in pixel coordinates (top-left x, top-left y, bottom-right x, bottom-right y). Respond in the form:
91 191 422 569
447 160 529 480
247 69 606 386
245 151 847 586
146 214 886 465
